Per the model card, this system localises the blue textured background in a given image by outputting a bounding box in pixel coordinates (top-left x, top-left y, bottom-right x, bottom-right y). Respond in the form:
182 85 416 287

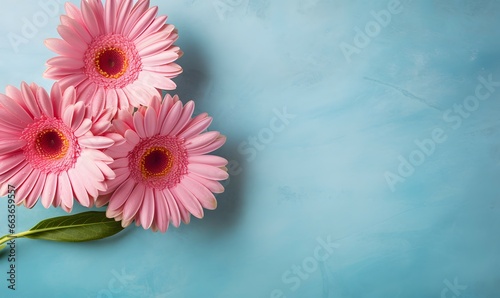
1 0 500 297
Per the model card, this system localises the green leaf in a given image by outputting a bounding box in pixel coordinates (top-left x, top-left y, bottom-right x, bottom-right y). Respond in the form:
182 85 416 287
0 244 5 251
19 211 124 242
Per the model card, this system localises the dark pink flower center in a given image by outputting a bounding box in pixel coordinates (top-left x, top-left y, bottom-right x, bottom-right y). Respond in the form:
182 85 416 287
21 117 81 174
129 136 188 189
141 147 173 178
84 34 142 90
36 129 68 159
95 47 128 79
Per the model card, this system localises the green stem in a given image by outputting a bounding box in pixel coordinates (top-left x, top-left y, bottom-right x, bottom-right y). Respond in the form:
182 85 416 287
0 225 85 246
0 211 125 252
0 233 21 246
0 228 49 246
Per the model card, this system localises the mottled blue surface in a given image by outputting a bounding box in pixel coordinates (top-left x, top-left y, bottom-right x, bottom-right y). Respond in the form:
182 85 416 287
1 0 500 297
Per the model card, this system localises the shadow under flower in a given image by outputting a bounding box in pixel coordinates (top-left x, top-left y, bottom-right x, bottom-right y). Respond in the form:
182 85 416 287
168 30 247 236
169 30 213 105
199 135 247 234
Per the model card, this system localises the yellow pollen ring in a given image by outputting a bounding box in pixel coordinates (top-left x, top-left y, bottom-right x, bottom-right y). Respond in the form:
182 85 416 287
35 128 69 160
140 147 174 179
94 47 128 79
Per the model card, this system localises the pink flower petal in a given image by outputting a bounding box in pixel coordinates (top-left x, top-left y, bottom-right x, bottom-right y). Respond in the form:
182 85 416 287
0 140 25 155
143 63 182 75
83 148 113 163
171 183 204 219
87 0 105 28
87 87 105 116
36 87 54 117
61 86 77 114
46 56 84 69
185 131 220 150
63 104 77 128
188 164 229 181
141 50 179 65
20 82 41 119
104 0 119 33
124 0 150 32
105 171 128 191
2 163 30 191
128 6 158 40
146 72 177 91
68 167 90 207
137 39 173 57
94 159 116 180
24 172 45 209
108 181 136 213
181 175 217 210
71 101 86 130
138 187 155 229
0 111 25 130
144 105 158 137
125 129 141 145
78 83 98 111
153 188 170 232
115 88 129 109
0 94 33 125
57 74 87 90
65 2 84 24
105 89 118 109
60 15 92 44
44 38 78 58
189 174 225 194
74 118 93 137
176 196 191 224
163 188 181 227
137 26 175 46
78 166 99 199
169 100 194 136
115 0 133 34
58 172 74 212
0 154 25 175
78 155 105 181
188 136 226 156
57 24 88 50
95 193 111 208
122 183 146 222
15 168 38 203
94 106 116 125
135 15 169 44
157 94 175 123
188 155 228 167
178 115 212 139
133 109 147 138
4 85 23 102
41 173 57 208
160 100 182 135
81 0 101 37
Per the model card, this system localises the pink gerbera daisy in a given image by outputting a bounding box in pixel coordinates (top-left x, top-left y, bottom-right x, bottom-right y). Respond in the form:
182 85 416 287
96 94 228 232
0 82 116 212
44 0 182 112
